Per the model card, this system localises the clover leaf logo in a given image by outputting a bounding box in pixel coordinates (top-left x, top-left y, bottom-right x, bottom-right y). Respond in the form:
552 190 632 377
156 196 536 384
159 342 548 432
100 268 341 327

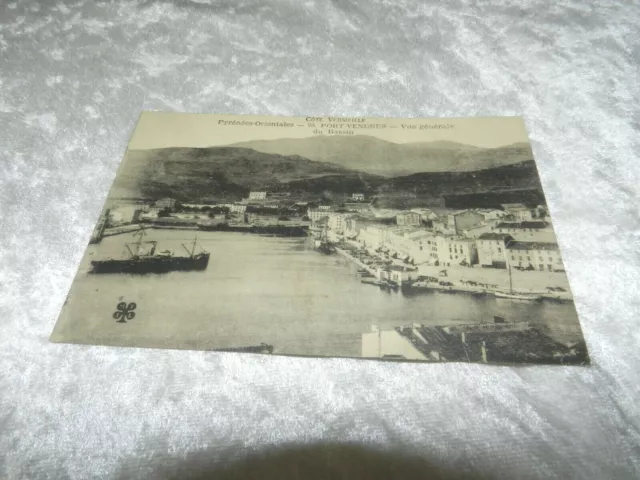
113 301 137 323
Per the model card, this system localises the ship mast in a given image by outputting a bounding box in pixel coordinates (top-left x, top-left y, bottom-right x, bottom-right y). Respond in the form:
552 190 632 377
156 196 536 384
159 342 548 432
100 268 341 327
126 227 147 258
181 233 199 258
503 237 513 294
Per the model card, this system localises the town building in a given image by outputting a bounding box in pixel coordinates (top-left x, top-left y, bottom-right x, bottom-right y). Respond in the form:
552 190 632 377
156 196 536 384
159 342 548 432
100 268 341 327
343 202 372 213
406 230 440 265
358 225 389 251
376 265 418 286
225 203 247 214
328 213 347 235
248 191 267 200
506 242 564 272
155 197 178 209
307 208 332 224
476 233 515 268
410 208 438 223
318 205 332 211
383 226 419 262
501 203 534 221
351 193 365 201
475 209 508 221
437 237 478 267
462 221 499 239
432 210 484 235
371 208 402 219
396 211 421 227
494 221 555 242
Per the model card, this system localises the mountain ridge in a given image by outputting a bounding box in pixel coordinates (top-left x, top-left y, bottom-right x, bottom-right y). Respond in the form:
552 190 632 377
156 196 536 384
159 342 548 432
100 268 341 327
227 136 534 176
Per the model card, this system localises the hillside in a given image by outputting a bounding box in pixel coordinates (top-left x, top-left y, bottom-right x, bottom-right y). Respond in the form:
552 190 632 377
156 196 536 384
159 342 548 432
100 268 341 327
373 160 543 209
109 145 542 207
111 147 382 201
229 136 534 176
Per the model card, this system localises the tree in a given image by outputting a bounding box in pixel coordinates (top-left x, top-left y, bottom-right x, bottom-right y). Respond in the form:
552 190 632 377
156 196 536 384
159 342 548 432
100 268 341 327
158 207 172 218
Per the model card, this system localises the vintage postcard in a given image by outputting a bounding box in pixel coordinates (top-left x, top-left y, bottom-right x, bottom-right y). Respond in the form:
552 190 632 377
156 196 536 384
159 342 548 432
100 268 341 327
51 113 589 365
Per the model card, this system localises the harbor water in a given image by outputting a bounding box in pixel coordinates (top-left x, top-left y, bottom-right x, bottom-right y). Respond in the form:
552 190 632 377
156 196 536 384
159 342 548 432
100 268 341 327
57 230 585 357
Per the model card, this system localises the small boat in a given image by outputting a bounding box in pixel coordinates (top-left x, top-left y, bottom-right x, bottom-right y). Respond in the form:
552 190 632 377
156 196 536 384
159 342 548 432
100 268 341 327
361 277 377 284
495 291 542 301
494 256 542 301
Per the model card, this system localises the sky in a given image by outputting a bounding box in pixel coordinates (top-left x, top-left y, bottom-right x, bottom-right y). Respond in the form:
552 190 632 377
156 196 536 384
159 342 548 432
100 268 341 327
127 112 531 150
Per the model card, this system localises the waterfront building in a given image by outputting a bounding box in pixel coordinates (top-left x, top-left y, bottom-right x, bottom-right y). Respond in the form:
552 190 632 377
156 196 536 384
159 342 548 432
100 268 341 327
358 225 389 251
384 226 420 262
506 242 564 272
376 265 418 285
437 237 479 267
307 208 332 224
351 193 365 201
406 230 440 265
476 233 515 268
248 191 267 200
396 211 421 227
328 213 347 235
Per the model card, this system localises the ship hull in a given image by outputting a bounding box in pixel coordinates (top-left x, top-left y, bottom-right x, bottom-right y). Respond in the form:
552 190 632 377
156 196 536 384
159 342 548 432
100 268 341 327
495 292 541 301
90 253 210 274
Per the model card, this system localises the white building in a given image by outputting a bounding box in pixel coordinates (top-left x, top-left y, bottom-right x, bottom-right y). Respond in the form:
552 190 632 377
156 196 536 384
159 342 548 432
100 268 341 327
437 237 478 267
225 203 247 214
328 214 347 234
396 211 421 227
352 193 365 201
410 208 438 223
432 210 484 235
507 242 564 272
307 209 332 224
476 233 514 268
475 209 508 221
494 221 556 242
249 191 267 200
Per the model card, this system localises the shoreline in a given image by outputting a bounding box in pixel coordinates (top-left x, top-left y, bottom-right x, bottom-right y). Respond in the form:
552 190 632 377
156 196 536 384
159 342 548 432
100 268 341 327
334 246 573 303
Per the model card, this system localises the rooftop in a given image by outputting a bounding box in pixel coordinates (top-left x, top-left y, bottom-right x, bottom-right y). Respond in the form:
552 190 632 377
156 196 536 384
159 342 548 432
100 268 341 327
507 241 559 251
496 221 548 229
478 233 514 241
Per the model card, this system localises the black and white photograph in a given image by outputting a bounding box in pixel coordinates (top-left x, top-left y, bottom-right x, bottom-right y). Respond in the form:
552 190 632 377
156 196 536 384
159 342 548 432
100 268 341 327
51 113 589 365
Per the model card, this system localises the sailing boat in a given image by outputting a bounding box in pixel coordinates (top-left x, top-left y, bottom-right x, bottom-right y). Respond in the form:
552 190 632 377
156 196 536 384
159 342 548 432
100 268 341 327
90 227 210 274
494 246 541 301
314 221 335 255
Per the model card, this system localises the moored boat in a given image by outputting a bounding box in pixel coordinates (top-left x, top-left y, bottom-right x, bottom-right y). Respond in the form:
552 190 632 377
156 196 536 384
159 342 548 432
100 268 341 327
90 228 209 274
494 291 542 301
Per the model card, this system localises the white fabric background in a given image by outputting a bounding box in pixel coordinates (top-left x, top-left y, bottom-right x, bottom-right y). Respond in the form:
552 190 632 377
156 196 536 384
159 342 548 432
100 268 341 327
1 1 639 478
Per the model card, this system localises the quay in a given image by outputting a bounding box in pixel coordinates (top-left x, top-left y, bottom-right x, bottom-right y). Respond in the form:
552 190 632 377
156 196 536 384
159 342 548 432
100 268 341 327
333 244 573 302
